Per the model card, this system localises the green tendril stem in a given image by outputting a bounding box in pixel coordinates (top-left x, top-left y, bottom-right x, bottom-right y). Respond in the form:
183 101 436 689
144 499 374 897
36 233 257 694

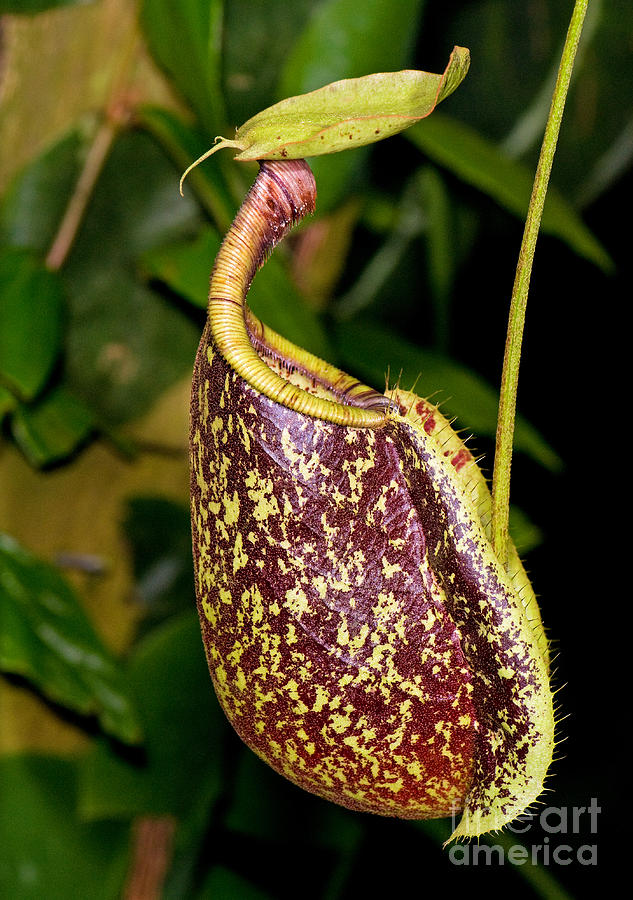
491 0 589 564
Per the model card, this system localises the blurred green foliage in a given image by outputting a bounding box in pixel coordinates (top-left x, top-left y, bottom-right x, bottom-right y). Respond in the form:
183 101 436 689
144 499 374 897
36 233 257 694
0 0 627 896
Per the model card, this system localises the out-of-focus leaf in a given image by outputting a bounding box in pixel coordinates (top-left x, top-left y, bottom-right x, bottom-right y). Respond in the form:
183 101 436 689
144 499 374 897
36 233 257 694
223 0 317 126
0 755 129 900
0 386 16 421
407 113 613 271
250 257 333 361
577 113 633 207
0 0 176 198
446 0 632 205
509 505 543 554
0 130 84 253
142 227 220 309
336 174 426 320
65 267 199 427
0 249 63 401
79 612 225 820
122 496 194 633
137 105 237 231
570 0 633 204
278 0 426 211
290 198 362 307
0 532 142 744
280 0 425 100
143 226 333 360
417 166 455 350
141 0 225 135
198 867 274 900
59 130 202 425
333 318 562 472
1 129 203 428
160 773 224 900
342 166 476 349
10 386 93 468
440 1 573 142
0 1 92 12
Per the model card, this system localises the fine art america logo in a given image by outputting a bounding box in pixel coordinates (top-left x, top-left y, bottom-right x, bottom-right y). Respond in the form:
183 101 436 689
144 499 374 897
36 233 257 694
449 800 601 866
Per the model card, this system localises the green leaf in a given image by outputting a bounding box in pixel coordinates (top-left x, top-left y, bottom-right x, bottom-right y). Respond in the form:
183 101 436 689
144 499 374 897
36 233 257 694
182 46 469 175
137 105 237 231
417 166 457 350
143 226 333 360
10 386 93 467
79 613 225 820
235 47 469 161
333 317 562 472
222 0 318 127
221 746 365 898
407 112 613 271
249 259 333 362
508 505 543 554
280 0 425 96
122 496 194 634
0 130 84 254
141 0 225 135
0 385 16 421
0 248 64 401
198 867 274 900
335 172 426 320
142 227 221 309
59 130 202 426
1 128 203 429
0 532 142 744
0 755 129 900
0 1 92 12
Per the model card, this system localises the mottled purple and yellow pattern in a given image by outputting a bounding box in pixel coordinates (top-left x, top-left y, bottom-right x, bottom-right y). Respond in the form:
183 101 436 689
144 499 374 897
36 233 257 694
190 334 554 836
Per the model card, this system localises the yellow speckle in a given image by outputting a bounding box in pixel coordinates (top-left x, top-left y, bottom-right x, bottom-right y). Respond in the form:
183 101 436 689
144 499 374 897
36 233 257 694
202 598 216 626
284 585 309 617
381 557 402 579
223 490 240 525
337 620 350 646
232 532 248 573
312 685 330 713
321 512 339 540
311 575 328 599
329 712 352 734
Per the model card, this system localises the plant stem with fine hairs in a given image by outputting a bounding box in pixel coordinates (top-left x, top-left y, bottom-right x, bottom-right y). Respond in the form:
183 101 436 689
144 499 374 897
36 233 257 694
490 0 589 564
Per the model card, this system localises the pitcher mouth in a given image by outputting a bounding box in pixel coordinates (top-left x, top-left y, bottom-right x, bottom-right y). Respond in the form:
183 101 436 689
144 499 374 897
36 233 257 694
244 307 394 416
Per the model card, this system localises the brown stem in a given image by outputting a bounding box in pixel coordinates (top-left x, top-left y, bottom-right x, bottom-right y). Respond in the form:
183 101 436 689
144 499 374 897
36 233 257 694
45 114 120 271
45 27 141 271
122 815 176 900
